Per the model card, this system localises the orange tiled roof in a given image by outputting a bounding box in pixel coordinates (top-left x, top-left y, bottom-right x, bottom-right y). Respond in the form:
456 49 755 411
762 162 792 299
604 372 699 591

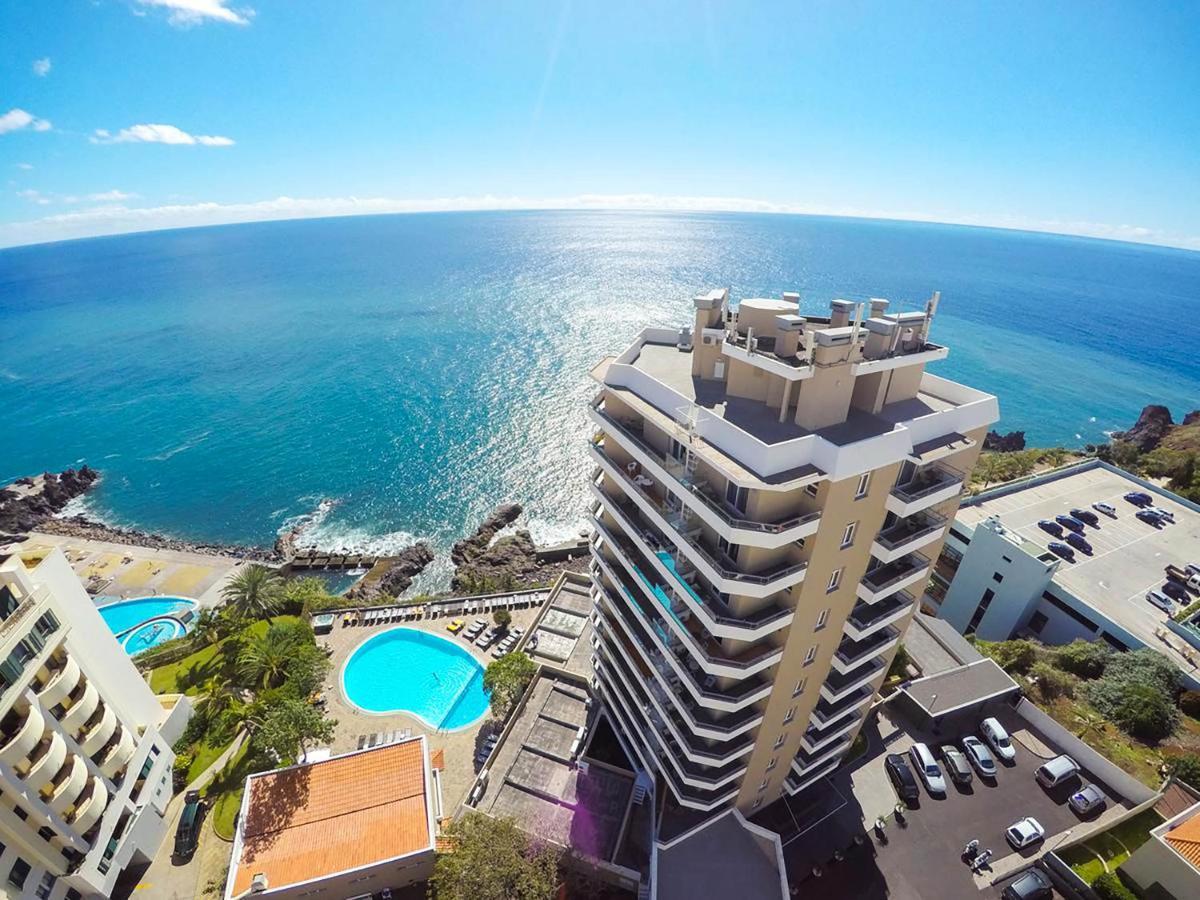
430 749 445 771
231 739 432 895
1165 808 1200 870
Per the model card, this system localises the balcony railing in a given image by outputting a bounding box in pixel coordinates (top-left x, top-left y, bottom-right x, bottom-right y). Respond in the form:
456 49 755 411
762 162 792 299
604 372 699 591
844 591 914 640
834 626 900 671
821 656 887 703
792 733 852 775
874 512 946 551
859 554 930 602
891 463 965 504
810 686 873 727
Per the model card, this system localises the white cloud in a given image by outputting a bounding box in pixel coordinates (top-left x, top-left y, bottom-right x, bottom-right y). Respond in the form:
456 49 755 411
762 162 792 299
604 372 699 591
1 193 1196 253
91 123 235 146
15 163 33 170
137 0 254 27
15 189 51 206
85 189 139 202
32 58 52 77
0 108 53 135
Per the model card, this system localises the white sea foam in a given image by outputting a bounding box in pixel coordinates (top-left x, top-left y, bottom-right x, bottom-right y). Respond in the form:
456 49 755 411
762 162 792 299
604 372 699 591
295 518 427 557
146 430 211 462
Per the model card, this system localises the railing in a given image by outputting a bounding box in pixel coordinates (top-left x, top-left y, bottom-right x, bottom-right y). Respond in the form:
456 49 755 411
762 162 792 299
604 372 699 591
835 627 899 669
591 407 821 535
891 463 965 503
0 591 38 643
862 554 930 595
874 512 946 550
811 686 872 726
847 591 914 631
724 331 810 368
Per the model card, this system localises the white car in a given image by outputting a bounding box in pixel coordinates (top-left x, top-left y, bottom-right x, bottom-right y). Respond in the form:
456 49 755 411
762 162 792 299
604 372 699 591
980 717 1017 763
1005 817 1046 849
1149 507 1175 524
1146 590 1173 613
908 742 947 794
1092 501 1117 518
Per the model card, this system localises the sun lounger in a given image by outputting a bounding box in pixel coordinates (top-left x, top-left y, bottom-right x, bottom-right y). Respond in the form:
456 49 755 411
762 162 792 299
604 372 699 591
357 735 367 750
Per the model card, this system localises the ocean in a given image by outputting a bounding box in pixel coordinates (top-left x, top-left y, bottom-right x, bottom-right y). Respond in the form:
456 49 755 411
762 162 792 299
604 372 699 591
2 211 1198 587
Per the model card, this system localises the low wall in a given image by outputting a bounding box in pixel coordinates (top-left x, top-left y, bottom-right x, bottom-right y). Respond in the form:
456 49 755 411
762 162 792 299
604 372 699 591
1042 853 1094 900
1014 698 1157 805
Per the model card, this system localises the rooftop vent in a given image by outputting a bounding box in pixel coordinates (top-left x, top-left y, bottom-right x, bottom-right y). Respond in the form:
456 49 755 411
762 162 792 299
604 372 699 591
250 873 269 893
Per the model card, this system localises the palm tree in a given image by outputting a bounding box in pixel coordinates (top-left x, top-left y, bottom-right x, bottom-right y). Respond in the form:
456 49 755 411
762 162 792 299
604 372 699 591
221 564 284 624
237 629 293 690
190 609 223 648
1074 709 1107 741
201 676 241 721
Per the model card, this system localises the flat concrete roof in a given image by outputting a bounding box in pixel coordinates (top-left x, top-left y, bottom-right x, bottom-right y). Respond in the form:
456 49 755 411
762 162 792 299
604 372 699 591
655 810 786 900
904 612 983 676
959 463 1200 675
901 657 1018 718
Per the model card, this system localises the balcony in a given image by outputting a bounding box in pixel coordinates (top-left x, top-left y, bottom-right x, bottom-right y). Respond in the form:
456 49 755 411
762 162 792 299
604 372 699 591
99 727 137 780
592 506 794 640
595 608 763 740
59 681 100 736
886 463 965 517
80 704 118 758
0 701 46 767
792 733 852 777
831 626 900 674
821 657 887 704
785 756 840 796
801 710 863 755
23 730 67 792
591 573 771 713
843 591 915 642
810 686 873 729
36 653 82 709
591 405 824 548
590 455 808 598
721 330 813 379
595 531 783 677
871 512 947 563
47 754 87 815
857 554 930 604
70 776 109 833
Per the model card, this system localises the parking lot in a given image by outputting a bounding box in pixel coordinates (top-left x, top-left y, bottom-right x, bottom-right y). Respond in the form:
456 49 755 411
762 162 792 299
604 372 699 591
755 702 1135 898
959 465 1200 669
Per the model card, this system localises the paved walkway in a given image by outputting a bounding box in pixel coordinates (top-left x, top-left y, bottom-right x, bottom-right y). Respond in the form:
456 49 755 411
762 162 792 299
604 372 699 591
128 730 247 899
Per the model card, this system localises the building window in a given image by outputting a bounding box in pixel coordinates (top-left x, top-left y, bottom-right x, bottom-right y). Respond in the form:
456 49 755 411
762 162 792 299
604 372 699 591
725 482 749 513
773 733 786 749
815 608 829 631
803 646 817 666
966 588 995 635
758 779 769 792
991 572 1004 584
34 873 56 900
1029 612 1049 634
37 827 54 842
855 472 870 498
717 536 740 563
8 858 31 890
1002 555 1012 564
827 568 842 593
783 706 796 725
668 438 687 463
805 483 819 497
13 805 26 821
841 522 857 548
766 757 777 772
751 797 763 810
792 678 807 697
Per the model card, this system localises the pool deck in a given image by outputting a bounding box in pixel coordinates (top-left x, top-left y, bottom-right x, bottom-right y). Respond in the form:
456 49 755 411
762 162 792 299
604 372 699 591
316 604 549 813
15 531 243 606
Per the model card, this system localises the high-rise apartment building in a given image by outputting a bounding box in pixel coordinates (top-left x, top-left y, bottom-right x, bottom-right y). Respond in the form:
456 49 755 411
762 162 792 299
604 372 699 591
0 550 188 899
587 290 998 815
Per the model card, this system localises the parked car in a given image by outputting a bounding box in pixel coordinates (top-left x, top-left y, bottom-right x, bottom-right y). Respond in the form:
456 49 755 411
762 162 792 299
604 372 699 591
1064 531 1093 554
908 742 946 794
1069 784 1107 816
1048 541 1075 560
1055 514 1086 533
1037 519 1063 537
938 744 973 785
1146 590 1173 612
1092 501 1118 518
1001 868 1054 900
1163 580 1190 602
1005 817 1046 849
1035 754 1080 789
1124 491 1153 507
884 753 921 804
1136 509 1164 526
174 790 204 860
961 736 997 778
1149 506 1175 523
981 717 1017 763
1070 508 1100 526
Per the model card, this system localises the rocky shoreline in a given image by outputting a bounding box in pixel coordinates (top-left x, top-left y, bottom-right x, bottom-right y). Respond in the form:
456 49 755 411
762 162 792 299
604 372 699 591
36 515 279 562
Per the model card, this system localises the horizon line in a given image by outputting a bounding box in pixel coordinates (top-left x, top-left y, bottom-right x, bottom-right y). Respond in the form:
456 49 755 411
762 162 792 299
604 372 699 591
1 193 1198 255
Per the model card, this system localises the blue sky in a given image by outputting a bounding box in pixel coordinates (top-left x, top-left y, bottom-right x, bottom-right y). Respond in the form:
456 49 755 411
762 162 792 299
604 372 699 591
1 0 1197 249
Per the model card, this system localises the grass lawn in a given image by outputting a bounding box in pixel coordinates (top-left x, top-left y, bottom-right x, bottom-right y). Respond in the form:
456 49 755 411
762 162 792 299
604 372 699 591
205 741 254 841
1060 808 1165 884
1041 696 1165 787
148 616 300 695
185 735 232 784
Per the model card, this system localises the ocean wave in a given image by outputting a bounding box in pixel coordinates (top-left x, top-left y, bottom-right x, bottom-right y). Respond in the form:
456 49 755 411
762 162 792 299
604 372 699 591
294 518 428 557
145 430 212 462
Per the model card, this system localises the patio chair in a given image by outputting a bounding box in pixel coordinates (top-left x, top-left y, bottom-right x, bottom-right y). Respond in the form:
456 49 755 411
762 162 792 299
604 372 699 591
357 735 367 750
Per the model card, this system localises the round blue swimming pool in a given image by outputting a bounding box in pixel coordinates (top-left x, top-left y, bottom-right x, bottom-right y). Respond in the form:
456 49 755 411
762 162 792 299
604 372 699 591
97 596 197 655
341 627 490 730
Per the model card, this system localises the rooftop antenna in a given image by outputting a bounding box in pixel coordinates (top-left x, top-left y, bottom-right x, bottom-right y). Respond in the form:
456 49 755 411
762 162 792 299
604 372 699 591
922 291 940 343
849 302 865 359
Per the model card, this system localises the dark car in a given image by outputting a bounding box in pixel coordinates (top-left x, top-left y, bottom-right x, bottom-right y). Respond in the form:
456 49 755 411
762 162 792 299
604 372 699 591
1070 508 1100 526
885 753 920 804
1064 531 1093 554
174 790 204 859
1001 868 1054 900
1136 509 1164 527
1055 514 1086 533
1048 541 1075 560
1163 580 1189 602
1125 491 1153 507
1037 519 1063 537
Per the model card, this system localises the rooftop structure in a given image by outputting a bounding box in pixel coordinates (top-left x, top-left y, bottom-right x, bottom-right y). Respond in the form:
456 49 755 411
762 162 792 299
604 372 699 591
0 550 188 900
226 736 440 900
586 286 997 830
931 459 1200 686
1116 791 1200 898
652 809 787 900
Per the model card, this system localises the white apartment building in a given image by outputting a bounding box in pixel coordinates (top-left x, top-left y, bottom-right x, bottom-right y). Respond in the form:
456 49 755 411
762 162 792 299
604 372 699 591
0 549 189 900
587 289 997 816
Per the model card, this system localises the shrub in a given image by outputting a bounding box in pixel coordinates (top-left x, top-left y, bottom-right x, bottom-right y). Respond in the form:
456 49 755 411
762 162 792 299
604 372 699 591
1179 690 1200 719
1087 681 1178 742
1053 639 1110 679
1167 752 1200 790
1029 661 1075 701
1102 648 1181 698
172 751 194 791
493 608 513 629
887 643 911 678
980 639 1037 674
1092 872 1136 900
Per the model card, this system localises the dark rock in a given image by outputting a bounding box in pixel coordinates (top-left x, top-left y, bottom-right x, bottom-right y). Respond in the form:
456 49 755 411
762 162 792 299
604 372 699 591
345 542 435 601
452 529 540 592
451 502 522 566
1182 410 1200 427
983 430 1026 452
0 466 100 535
1113 405 1174 453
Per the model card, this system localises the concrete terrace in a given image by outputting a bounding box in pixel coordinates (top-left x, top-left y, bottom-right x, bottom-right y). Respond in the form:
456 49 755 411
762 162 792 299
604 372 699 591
526 574 595 679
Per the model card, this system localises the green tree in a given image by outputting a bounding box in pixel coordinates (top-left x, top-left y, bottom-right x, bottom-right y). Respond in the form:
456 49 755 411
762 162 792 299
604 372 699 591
221 564 284 624
1053 639 1110 679
1167 753 1200 790
978 638 1037 674
200 676 241 722
190 608 224 649
1073 708 1107 741
247 694 336 764
1029 661 1075 701
493 607 513 630
1092 872 1137 900
432 812 561 900
280 576 338 616
1040 447 1069 468
484 652 537 719
237 625 299 690
974 454 1006 490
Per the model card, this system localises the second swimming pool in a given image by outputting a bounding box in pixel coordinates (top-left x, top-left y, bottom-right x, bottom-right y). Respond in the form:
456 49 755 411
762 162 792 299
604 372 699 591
97 596 197 655
341 627 490 730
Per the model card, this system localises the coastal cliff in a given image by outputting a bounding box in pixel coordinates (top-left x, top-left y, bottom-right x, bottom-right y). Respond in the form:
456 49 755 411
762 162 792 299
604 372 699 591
0 467 99 538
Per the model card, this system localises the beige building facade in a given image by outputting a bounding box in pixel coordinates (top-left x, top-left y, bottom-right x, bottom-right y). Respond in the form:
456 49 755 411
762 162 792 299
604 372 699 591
587 289 997 815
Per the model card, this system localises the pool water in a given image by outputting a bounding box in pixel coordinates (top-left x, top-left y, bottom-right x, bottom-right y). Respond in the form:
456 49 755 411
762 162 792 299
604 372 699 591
341 627 490 730
97 596 197 654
